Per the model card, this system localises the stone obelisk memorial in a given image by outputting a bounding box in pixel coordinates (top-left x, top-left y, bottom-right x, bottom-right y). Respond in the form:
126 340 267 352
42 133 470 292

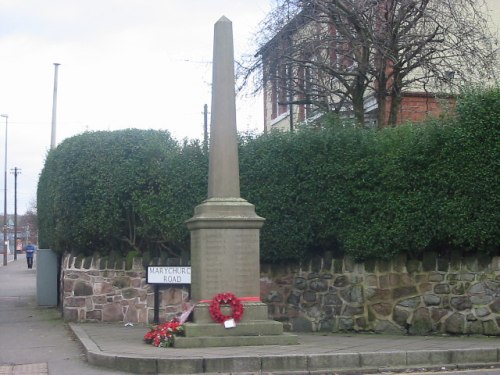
177 17 297 348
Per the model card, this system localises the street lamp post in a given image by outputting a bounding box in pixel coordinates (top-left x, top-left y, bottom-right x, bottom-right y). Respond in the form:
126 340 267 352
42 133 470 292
1 114 7 266
11 167 21 261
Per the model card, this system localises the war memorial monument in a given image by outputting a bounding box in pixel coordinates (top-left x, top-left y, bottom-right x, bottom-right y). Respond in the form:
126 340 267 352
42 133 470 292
175 16 297 348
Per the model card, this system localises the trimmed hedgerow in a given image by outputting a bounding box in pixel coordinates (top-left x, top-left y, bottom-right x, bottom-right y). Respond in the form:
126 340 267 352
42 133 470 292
37 129 207 257
38 88 499 262
240 87 499 262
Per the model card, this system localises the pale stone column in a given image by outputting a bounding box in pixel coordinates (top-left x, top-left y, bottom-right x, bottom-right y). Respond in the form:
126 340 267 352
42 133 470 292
208 16 240 199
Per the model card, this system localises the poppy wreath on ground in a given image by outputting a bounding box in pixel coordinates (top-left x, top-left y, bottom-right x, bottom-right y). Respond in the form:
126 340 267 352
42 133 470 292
208 292 244 324
143 318 184 347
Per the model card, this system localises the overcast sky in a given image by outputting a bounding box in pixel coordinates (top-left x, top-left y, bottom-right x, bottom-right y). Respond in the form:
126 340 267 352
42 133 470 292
0 0 273 215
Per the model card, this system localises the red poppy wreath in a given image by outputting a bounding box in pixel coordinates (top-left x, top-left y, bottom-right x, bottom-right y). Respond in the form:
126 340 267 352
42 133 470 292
208 292 244 324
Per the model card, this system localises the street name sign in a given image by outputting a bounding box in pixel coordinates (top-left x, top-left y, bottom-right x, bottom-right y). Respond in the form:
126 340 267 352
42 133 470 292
147 266 191 284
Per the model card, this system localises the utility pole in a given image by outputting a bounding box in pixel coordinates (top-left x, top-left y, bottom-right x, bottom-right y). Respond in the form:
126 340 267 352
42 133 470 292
203 104 209 154
10 167 20 261
1 114 8 266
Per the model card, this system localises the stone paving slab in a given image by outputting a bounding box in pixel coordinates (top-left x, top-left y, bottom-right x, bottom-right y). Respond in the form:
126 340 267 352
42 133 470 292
0 363 48 375
69 323 500 374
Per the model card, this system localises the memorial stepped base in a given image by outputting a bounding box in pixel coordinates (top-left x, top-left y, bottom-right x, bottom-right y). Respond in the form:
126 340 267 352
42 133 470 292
176 303 298 348
174 328 298 348
183 320 285 337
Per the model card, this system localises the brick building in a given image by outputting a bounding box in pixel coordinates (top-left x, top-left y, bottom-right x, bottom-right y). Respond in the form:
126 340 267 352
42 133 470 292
258 1 497 132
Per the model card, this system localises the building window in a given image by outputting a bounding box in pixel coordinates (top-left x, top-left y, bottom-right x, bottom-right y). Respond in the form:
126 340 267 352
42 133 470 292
271 63 288 120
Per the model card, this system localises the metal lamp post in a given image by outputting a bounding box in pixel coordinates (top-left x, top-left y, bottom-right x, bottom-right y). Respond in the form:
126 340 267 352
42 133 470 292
1 114 7 266
11 167 21 261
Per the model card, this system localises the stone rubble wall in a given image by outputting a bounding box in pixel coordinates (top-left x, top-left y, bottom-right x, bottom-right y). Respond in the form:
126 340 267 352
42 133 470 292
261 252 500 335
61 254 189 323
61 252 500 335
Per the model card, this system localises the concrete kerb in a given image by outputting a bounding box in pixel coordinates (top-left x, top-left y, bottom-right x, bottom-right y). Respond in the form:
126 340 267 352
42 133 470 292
261 354 308 372
307 353 361 371
69 324 122 370
406 349 452 366
450 347 499 364
70 323 159 374
69 323 500 374
157 357 204 374
359 351 407 368
204 356 261 373
69 324 100 354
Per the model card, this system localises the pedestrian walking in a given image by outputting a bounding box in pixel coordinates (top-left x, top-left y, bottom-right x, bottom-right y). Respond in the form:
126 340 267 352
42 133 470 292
25 243 36 269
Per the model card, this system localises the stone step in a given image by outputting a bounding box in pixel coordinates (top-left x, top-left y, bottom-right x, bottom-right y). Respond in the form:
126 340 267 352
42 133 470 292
173 333 298 348
183 320 285 337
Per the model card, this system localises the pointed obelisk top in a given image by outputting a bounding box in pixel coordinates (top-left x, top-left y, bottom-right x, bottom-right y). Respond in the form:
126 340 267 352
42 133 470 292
217 15 231 23
207 16 240 199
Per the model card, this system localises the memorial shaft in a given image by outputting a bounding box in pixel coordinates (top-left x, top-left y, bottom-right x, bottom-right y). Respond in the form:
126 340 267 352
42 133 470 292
208 16 240 199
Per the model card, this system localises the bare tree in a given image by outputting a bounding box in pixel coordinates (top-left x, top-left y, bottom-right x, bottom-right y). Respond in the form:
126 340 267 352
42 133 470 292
247 0 374 126
242 0 498 128
371 0 498 125
18 201 38 245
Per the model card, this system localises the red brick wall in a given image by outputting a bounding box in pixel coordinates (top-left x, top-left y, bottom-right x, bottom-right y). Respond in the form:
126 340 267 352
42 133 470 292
384 92 456 125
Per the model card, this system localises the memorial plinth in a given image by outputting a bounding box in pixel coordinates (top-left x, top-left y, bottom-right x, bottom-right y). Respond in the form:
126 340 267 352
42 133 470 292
182 198 298 347
187 198 263 302
178 16 297 348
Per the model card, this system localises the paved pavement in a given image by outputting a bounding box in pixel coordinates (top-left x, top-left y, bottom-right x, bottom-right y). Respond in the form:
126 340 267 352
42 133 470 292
1 253 500 374
0 254 123 375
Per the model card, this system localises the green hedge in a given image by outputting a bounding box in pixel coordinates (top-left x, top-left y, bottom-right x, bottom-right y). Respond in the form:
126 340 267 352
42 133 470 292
240 87 499 262
37 129 207 257
38 88 499 262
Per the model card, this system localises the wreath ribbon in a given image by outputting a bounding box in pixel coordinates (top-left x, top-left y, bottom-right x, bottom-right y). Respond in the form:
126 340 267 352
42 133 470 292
199 296 261 303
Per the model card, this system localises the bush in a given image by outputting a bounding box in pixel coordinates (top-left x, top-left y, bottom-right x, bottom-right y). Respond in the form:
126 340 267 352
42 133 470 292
37 129 207 257
431 87 499 254
241 87 499 262
38 88 499 262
